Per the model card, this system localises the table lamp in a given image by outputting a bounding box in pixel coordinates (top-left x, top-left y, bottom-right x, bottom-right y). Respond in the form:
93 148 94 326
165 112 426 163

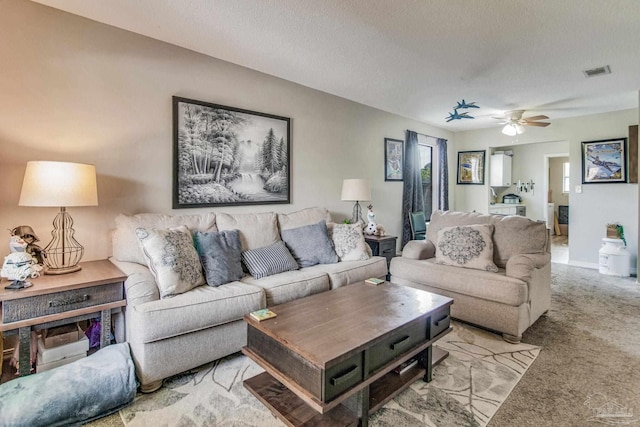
341 178 371 226
19 161 98 274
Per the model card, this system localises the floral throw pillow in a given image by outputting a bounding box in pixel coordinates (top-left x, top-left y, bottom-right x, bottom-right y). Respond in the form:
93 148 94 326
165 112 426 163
136 225 205 298
327 223 371 261
435 224 499 272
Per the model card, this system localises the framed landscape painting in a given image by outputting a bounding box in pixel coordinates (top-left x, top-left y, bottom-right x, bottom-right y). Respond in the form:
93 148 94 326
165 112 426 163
457 150 485 185
173 96 291 208
384 138 404 181
581 138 627 184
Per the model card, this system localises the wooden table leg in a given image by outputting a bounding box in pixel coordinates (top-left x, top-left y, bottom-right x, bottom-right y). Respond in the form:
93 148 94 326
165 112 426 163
358 386 370 427
18 327 31 376
100 309 111 348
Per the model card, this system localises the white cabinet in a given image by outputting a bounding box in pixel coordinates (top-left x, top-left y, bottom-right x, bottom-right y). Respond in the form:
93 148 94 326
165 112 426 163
489 204 526 216
490 154 512 187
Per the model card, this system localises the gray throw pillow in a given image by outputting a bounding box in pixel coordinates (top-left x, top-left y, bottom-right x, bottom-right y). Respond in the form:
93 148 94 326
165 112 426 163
281 220 339 267
194 230 244 287
242 241 299 279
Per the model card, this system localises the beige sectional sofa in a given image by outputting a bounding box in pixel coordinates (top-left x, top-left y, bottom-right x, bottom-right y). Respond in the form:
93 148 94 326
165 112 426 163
109 207 387 392
390 210 550 343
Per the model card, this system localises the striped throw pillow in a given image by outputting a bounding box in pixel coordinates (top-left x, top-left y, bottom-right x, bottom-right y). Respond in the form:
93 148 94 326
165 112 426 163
242 241 299 279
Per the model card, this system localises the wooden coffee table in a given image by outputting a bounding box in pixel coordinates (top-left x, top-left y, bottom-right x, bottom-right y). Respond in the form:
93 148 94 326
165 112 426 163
242 282 453 426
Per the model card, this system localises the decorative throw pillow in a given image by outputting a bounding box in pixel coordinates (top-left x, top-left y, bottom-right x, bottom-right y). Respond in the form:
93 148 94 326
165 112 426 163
281 221 339 267
194 230 244 287
241 241 299 279
136 226 205 298
327 222 371 262
435 224 499 272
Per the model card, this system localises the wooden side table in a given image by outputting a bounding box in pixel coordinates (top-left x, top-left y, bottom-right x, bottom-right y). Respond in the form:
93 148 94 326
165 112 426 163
364 235 397 279
0 260 126 377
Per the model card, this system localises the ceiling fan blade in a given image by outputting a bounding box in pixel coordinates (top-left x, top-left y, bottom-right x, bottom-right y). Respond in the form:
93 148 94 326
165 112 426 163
524 115 549 121
524 121 550 127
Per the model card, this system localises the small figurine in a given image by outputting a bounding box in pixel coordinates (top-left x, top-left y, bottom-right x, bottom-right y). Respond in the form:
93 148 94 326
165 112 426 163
1 235 42 289
365 205 377 235
11 225 45 265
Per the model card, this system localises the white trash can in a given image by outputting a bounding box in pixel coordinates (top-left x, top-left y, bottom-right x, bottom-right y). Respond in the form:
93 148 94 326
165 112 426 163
598 238 630 277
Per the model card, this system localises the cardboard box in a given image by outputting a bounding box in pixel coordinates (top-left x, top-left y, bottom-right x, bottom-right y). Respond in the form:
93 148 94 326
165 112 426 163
43 324 83 349
37 335 88 364
36 352 86 373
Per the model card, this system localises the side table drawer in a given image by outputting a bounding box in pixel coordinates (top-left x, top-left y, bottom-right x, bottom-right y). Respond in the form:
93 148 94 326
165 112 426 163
379 240 396 260
2 282 123 323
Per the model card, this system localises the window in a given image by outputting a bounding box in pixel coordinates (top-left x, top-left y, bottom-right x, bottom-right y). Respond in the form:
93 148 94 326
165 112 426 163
417 134 438 220
562 162 570 193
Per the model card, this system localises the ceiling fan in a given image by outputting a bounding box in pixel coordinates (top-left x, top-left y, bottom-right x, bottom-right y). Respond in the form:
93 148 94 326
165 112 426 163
494 110 550 136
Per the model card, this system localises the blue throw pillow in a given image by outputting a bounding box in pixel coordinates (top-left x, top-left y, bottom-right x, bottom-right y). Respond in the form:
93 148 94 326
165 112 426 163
281 220 339 267
242 241 299 279
194 230 244 286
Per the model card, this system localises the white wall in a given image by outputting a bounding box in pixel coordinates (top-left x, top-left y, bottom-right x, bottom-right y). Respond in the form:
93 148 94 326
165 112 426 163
455 109 639 270
0 1 453 260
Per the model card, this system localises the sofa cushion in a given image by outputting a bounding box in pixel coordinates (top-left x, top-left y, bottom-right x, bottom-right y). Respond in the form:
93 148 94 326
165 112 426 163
277 207 332 231
136 226 205 298
390 257 528 306
281 220 338 267
113 213 217 265
491 215 549 268
216 212 279 251
242 241 299 279
309 257 388 289
127 282 264 343
241 269 330 306
194 230 244 287
327 222 371 261
435 224 499 272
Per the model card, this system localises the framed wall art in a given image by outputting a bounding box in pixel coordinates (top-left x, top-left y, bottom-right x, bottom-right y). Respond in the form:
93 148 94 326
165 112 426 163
384 138 404 181
173 96 291 208
581 138 627 184
457 150 485 185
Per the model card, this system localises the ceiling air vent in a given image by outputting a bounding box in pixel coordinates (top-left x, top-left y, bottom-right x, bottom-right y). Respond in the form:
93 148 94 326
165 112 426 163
583 65 611 78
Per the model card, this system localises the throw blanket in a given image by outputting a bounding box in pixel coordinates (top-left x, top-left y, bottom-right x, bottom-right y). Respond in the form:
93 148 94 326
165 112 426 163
0 343 136 427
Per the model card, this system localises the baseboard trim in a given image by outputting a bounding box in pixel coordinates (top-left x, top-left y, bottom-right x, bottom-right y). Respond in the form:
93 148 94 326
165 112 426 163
567 260 637 276
567 260 599 270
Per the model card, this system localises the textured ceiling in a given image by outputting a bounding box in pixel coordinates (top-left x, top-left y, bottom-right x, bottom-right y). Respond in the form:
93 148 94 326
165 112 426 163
31 0 640 131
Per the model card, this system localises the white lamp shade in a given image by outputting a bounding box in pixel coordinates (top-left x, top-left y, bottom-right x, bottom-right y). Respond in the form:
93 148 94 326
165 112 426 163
19 161 98 207
341 179 371 201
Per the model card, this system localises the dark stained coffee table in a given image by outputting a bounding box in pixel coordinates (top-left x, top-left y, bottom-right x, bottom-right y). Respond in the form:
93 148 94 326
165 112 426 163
242 282 453 426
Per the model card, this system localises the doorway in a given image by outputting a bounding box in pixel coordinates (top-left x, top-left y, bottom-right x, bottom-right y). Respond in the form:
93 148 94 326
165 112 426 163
544 154 570 264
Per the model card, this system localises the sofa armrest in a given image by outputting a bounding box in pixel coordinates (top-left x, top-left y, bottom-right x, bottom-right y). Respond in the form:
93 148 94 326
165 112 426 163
109 258 160 306
505 253 551 282
401 240 436 260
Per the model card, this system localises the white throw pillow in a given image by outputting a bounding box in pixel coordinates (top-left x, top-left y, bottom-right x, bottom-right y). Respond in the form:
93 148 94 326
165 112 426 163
435 224 499 272
327 222 371 261
136 225 205 298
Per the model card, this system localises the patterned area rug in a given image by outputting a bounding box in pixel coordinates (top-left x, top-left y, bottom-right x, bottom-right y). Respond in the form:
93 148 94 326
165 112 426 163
112 322 539 427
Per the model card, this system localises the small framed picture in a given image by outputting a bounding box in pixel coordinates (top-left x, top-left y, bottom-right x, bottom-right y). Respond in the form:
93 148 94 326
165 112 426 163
384 138 404 181
581 138 627 184
457 150 485 185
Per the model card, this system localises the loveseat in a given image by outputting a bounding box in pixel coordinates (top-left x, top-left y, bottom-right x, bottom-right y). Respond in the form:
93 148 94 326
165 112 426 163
109 207 387 392
390 210 550 343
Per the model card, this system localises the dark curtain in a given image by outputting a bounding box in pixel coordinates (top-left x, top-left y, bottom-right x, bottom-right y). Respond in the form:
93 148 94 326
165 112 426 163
437 138 449 210
402 130 425 246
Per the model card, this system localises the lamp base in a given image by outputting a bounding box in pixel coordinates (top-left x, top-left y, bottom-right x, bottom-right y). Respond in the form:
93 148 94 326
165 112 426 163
44 265 82 275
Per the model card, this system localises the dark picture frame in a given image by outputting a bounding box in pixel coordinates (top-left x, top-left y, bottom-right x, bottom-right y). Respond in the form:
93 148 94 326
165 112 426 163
173 96 291 208
384 138 404 181
581 138 627 184
457 150 485 185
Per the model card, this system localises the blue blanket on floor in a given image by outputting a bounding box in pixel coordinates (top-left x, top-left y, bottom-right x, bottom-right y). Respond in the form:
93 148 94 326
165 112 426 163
0 343 136 427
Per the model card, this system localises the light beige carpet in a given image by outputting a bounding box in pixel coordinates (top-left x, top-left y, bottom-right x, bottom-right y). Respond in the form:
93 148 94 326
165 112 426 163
98 322 539 427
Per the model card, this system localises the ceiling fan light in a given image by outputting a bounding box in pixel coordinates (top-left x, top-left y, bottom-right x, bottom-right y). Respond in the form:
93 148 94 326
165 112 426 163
502 124 517 136
515 124 526 134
